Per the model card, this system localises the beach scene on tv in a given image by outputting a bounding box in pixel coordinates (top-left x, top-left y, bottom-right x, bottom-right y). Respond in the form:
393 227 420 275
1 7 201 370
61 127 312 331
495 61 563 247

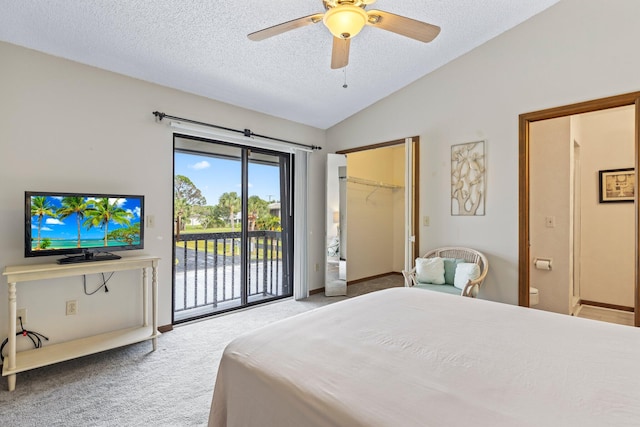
30 195 142 251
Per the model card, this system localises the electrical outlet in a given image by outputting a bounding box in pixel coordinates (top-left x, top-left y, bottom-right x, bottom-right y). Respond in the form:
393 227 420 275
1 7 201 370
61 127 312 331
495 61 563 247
66 300 78 316
545 216 556 228
17 308 27 325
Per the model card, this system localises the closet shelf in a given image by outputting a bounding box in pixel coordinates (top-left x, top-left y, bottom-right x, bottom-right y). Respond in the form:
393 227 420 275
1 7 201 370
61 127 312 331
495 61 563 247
342 176 403 190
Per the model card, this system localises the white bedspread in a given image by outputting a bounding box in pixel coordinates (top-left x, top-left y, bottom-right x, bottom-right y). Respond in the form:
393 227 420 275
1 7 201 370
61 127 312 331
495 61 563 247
209 288 640 427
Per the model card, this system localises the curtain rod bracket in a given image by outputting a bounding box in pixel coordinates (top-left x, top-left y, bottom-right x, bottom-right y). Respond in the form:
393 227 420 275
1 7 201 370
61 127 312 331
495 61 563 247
153 111 166 122
244 128 252 137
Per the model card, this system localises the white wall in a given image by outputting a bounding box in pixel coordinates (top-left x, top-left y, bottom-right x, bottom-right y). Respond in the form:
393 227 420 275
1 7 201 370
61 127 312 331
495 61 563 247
0 41 326 344
529 117 572 314
345 147 400 280
326 0 640 304
577 107 635 307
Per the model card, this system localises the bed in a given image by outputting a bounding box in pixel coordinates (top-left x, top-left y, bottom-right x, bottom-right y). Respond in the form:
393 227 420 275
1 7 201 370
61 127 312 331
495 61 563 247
208 287 640 427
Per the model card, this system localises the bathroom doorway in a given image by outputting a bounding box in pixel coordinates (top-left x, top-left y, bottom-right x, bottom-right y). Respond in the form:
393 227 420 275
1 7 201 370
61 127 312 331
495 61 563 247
519 92 640 327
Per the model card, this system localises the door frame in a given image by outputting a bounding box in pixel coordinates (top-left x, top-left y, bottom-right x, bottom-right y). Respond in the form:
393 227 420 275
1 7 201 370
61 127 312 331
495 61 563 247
518 92 640 326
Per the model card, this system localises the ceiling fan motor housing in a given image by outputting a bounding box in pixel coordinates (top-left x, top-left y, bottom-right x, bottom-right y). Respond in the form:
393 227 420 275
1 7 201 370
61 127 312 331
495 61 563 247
323 6 368 39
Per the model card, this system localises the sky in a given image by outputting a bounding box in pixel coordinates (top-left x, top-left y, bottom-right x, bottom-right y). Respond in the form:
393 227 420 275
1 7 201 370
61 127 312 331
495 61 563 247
174 152 281 206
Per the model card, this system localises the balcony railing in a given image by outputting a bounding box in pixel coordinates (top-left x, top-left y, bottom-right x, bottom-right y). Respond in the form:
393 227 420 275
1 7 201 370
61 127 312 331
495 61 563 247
173 230 288 321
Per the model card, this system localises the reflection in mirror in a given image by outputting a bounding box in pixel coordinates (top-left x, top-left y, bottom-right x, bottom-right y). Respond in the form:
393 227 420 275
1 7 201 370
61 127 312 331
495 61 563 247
326 154 347 296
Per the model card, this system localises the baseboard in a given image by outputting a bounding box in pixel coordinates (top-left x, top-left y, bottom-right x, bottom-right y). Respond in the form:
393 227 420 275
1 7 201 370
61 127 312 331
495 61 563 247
309 272 402 295
579 299 634 313
158 324 174 333
347 271 402 286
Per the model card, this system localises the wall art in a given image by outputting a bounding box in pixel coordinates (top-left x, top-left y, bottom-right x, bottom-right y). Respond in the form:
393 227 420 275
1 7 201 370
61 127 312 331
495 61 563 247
451 140 485 216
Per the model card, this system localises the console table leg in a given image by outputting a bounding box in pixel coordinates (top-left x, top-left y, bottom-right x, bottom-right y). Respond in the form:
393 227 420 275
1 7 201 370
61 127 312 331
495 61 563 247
7 374 15 392
7 282 17 391
151 261 158 351
142 267 148 327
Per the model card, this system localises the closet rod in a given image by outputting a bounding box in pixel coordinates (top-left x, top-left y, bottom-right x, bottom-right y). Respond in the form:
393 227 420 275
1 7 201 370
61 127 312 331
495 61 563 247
152 111 322 151
342 176 403 189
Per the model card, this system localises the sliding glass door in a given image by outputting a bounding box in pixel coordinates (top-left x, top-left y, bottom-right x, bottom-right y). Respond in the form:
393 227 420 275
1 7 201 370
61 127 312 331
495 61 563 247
246 150 292 302
172 135 293 323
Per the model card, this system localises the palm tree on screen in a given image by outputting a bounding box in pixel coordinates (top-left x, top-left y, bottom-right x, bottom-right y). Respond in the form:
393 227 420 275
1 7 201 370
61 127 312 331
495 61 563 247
57 196 89 248
83 198 132 246
31 196 55 250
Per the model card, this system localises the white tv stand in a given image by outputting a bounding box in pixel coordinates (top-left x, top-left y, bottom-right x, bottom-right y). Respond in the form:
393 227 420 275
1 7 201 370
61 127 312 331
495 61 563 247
2 255 160 391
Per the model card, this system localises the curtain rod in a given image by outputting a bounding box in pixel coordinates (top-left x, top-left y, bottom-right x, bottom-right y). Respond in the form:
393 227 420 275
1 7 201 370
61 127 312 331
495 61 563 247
152 111 322 151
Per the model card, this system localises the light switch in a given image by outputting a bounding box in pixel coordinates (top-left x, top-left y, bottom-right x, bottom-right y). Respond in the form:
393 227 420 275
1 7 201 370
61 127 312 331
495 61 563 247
423 216 430 227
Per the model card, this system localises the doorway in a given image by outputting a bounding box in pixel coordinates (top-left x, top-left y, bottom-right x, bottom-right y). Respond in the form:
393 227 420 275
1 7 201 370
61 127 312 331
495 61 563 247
172 135 293 323
519 92 640 327
330 137 419 284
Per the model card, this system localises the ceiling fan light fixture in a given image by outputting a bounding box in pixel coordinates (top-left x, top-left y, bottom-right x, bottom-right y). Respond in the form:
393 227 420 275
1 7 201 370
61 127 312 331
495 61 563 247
323 5 368 39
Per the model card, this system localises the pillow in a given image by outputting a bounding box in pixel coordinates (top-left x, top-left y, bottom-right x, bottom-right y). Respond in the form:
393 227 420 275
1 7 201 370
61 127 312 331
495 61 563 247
453 263 481 290
415 257 445 285
443 258 466 285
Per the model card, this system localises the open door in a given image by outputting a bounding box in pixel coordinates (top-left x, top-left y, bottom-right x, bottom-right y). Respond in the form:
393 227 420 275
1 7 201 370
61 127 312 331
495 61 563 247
404 137 416 271
325 154 347 295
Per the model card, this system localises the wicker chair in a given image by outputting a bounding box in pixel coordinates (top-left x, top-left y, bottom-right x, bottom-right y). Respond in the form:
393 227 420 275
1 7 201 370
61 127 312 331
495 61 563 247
402 247 489 297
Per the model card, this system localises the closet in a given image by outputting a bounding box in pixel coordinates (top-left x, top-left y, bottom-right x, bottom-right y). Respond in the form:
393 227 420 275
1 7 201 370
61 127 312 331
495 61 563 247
326 139 419 288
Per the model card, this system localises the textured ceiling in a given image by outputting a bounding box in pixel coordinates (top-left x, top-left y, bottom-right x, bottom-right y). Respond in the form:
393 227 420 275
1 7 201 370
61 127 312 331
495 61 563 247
0 0 559 129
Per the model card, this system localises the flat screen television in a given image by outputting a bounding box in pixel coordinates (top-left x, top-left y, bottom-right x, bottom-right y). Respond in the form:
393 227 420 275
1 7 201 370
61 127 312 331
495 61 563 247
25 191 144 263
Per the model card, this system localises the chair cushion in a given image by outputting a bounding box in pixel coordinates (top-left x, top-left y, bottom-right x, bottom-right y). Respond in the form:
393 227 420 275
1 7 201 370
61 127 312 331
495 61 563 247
415 257 445 285
414 283 461 295
453 263 481 290
443 258 466 285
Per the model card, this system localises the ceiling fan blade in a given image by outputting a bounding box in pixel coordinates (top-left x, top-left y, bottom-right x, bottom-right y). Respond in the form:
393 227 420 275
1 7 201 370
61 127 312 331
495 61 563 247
366 10 440 43
331 37 350 69
248 13 324 41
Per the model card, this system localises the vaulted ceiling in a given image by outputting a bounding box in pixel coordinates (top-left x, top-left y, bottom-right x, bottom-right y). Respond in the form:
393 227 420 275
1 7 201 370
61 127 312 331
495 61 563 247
0 0 560 129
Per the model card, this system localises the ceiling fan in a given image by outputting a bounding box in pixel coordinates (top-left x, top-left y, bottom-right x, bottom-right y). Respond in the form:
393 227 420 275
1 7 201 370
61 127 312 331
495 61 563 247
248 0 441 69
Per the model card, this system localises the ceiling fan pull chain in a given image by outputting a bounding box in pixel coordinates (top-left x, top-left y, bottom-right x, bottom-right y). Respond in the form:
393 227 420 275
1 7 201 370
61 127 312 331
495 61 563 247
343 67 348 89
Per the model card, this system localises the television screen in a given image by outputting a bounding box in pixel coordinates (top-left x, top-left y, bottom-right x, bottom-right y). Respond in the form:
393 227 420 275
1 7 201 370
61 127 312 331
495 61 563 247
25 191 144 262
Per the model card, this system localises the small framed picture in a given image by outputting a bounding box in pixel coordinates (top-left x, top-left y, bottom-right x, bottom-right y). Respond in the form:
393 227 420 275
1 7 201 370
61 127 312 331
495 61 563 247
599 168 635 203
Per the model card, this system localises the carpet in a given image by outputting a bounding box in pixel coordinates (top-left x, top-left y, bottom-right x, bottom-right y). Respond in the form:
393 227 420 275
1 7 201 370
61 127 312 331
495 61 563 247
0 275 402 426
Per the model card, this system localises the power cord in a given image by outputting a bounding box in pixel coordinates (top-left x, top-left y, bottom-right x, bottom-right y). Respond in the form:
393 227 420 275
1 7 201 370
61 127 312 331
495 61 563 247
83 272 115 295
0 317 49 361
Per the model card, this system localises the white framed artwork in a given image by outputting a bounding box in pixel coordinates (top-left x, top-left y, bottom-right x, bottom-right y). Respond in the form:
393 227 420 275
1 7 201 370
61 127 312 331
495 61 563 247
451 140 485 216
